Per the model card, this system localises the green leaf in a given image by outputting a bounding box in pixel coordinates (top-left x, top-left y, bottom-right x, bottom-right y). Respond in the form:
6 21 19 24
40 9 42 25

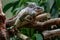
3 0 19 13
11 1 19 12
51 7 59 18
3 3 13 13
46 0 54 12
33 34 43 40
55 0 60 8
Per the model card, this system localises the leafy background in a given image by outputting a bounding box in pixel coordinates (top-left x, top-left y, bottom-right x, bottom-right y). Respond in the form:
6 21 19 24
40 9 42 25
2 0 60 40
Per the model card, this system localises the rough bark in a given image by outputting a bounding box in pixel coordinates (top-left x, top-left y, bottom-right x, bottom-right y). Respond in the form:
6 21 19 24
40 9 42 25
35 13 51 21
9 29 30 40
42 29 60 39
31 18 60 31
14 18 60 30
15 30 30 40
0 0 9 40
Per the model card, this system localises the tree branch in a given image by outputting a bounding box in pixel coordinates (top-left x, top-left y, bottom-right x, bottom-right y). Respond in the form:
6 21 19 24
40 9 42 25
9 29 30 40
0 0 9 40
31 18 60 30
35 13 51 21
42 29 60 39
6 13 51 28
16 32 30 40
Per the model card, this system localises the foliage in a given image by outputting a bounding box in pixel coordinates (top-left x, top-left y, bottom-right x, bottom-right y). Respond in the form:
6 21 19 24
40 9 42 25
3 0 60 40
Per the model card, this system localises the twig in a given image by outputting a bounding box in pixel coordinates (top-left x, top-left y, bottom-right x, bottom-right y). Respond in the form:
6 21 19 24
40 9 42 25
10 29 30 40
